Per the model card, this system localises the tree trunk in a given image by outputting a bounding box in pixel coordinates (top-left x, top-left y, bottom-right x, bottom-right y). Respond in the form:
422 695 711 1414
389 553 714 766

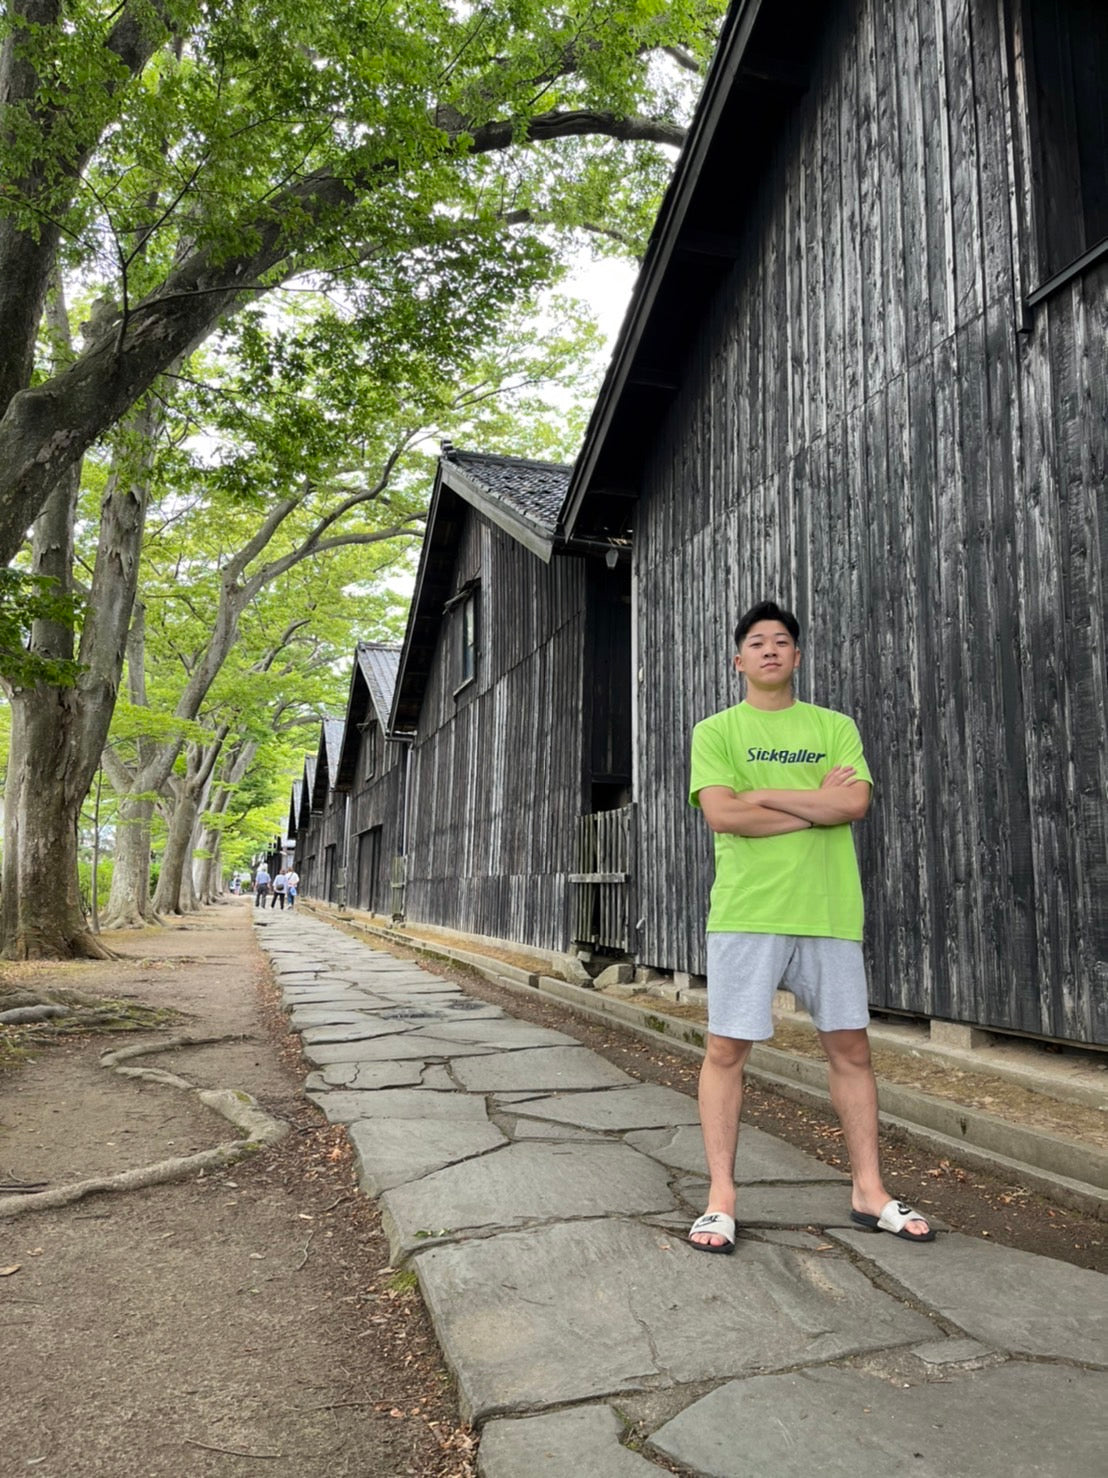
152 723 227 915
193 738 257 904
0 272 162 954
1 691 111 959
0 307 111 962
100 794 158 930
153 784 201 915
194 822 222 903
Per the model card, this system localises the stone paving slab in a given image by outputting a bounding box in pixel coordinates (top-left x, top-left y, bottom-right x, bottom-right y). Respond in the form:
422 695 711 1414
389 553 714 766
651 1182 857 1230
625 1123 849 1183
257 911 1108 1477
371 979 467 995
478 1405 663 1478
344 1002 448 1019
407 1019 578 1048
383 1142 677 1259
301 1034 495 1066
288 1007 388 1029
352 958 436 970
365 974 460 989
281 989 388 1009
369 993 496 1013
300 1020 424 1045
832 1229 1108 1365
910 1337 998 1367
510 1084 702 1132
378 1002 507 1022
748 1228 831 1250
306 1087 492 1124
450 1047 635 1092
350 1119 509 1196
508 1119 610 1141
305 1061 429 1091
414 1218 935 1421
421 1065 457 1090
648 1361 1108 1477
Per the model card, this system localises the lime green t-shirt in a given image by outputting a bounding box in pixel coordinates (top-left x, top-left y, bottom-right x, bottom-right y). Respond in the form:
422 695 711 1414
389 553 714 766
688 700 872 940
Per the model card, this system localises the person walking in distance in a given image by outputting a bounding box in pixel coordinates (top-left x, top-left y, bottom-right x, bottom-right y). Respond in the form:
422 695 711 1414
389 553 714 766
285 868 299 908
270 869 288 909
686 600 934 1254
253 863 270 909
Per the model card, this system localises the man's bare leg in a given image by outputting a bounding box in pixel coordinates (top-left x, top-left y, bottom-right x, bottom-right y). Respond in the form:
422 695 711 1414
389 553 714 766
692 1033 752 1248
819 1028 930 1237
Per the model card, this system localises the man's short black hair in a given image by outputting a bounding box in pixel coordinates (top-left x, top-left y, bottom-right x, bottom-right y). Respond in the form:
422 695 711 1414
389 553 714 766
734 600 800 649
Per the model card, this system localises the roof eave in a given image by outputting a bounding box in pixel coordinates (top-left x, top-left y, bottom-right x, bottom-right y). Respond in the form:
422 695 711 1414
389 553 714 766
440 461 556 564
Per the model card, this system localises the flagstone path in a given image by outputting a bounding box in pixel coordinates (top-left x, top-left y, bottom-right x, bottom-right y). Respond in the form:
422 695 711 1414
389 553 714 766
258 911 1108 1477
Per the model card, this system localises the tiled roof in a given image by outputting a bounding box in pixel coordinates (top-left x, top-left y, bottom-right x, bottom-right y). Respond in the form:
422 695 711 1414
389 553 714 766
300 754 317 820
322 718 344 776
446 450 571 536
288 776 303 835
356 643 402 726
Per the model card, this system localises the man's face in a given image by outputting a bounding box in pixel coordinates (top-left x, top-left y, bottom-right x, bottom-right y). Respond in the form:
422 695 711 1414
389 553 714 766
734 620 800 692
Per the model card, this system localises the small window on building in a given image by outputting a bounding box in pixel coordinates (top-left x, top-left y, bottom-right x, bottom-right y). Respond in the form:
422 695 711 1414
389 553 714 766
1020 0 1108 289
460 588 478 686
362 719 378 782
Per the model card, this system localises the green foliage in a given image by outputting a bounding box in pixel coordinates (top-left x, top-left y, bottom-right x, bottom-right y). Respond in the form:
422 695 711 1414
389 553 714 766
78 858 113 913
0 571 84 688
3 0 727 918
7 1 725 328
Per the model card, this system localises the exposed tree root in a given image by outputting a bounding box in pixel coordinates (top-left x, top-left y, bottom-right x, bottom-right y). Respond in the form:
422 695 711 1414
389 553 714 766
1 930 117 962
0 985 113 1011
97 905 163 933
101 1034 247 1090
0 996 178 1043
0 1004 70 1024
100 1033 241 1066
0 1035 287 1219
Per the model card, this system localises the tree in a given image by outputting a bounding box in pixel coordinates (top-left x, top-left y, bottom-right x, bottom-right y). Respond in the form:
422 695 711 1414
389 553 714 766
0 0 720 556
102 295 601 924
0 0 721 958
0 280 160 956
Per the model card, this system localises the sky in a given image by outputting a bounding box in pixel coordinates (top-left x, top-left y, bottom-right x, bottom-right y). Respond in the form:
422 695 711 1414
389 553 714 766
566 255 638 350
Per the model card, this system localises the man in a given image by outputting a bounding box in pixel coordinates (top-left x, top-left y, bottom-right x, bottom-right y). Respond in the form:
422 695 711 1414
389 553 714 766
253 863 270 907
285 868 299 908
687 600 933 1253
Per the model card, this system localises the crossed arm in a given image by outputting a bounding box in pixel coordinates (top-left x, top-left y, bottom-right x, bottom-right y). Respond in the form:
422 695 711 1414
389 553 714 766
698 766 872 837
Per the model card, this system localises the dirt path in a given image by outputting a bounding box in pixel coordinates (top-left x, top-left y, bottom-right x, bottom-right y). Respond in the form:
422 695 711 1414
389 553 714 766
0 903 475 1478
2 901 1102 1478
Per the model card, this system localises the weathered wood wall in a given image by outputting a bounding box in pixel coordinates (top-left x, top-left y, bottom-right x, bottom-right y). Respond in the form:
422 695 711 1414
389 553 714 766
318 790 345 903
634 0 1107 1042
348 731 406 915
404 510 590 951
294 830 317 898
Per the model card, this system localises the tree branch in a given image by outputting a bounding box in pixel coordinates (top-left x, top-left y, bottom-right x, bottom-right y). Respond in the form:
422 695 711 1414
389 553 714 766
0 105 685 560
663 44 706 74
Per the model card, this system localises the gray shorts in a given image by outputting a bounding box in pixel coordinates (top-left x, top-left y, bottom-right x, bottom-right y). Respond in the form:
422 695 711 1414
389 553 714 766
706 932 870 1040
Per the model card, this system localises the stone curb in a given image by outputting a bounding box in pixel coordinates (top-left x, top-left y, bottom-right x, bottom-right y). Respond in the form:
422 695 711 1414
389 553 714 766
304 906 1108 1221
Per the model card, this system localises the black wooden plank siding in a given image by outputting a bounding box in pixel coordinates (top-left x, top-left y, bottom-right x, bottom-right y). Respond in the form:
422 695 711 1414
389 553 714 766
631 0 1107 1044
348 743 406 915
403 510 589 952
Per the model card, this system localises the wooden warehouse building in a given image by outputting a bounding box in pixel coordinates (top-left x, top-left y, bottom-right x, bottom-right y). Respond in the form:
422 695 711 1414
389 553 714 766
292 719 345 903
331 641 405 916
289 754 316 889
562 0 1107 1044
387 448 633 954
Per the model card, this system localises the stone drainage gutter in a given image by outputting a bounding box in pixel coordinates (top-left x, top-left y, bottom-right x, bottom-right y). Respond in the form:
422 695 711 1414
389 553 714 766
308 907 1108 1221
